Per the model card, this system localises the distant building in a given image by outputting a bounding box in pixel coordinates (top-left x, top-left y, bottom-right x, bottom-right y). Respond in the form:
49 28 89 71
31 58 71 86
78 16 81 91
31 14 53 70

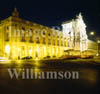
0 8 98 59
62 13 98 56
62 13 88 55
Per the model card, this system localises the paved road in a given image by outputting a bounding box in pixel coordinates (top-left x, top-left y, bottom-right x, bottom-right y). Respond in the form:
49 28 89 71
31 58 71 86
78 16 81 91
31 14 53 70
0 59 100 94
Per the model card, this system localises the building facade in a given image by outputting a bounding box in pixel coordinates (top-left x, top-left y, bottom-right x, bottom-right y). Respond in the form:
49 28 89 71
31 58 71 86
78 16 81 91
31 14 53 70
0 8 68 59
62 13 88 55
0 8 97 60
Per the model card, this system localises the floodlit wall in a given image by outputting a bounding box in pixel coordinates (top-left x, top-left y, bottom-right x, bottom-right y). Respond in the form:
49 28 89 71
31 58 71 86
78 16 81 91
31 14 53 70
0 8 67 59
88 40 98 56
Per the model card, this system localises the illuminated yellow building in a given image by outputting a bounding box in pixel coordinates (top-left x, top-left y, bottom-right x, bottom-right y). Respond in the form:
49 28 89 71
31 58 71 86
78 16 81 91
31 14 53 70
0 8 98 60
0 8 68 59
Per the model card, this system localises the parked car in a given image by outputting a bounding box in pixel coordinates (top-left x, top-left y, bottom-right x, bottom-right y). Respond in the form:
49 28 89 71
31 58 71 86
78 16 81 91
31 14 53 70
59 55 81 60
81 55 94 59
52 56 56 58
43 56 51 59
21 56 32 60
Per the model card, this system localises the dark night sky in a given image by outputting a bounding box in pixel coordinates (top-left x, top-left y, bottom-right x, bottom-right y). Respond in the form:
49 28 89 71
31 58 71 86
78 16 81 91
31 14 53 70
0 0 100 37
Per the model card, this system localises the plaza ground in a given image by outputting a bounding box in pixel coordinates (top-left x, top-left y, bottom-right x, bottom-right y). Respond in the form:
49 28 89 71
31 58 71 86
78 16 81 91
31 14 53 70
0 58 100 94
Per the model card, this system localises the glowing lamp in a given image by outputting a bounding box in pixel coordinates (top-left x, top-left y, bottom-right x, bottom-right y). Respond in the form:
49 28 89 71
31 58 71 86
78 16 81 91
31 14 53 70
97 40 100 44
90 32 95 36
5 45 10 54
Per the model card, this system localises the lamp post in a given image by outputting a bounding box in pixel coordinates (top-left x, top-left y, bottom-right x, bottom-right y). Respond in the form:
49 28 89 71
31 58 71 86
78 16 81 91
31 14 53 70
89 31 95 41
89 31 100 57
89 31 99 57
90 31 95 36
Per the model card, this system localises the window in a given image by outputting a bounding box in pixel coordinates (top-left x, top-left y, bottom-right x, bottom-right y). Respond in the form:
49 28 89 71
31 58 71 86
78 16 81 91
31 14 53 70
21 37 25 42
48 39 51 45
36 37 40 43
43 31 46 35
21 32 25 42
22 27 25 30
5 32 9 41
48 33 51 36
43 37 46 44
29 29 33 38
64 41 66 47
57 40 59 46
61 41 63 46
42 30 46 37
53 39 55 45
6 26 9 30
29 36 33 43
61 36 63 39
57 33 59 38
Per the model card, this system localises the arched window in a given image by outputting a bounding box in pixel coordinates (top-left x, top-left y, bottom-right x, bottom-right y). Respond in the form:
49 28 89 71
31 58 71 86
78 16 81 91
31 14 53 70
43 31 46 35
41 29 47 37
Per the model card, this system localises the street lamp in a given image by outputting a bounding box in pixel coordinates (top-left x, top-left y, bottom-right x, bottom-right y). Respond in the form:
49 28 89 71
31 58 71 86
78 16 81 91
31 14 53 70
97 40 100 44
90 32 95 36
89 31 96 41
